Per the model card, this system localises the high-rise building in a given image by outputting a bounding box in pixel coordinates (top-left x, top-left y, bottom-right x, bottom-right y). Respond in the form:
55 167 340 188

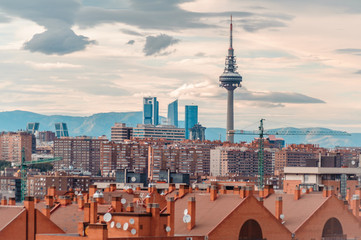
54 122 69 138
38 131 56 143
26 122 39 134
219 16 242 143
167 99 178 127
111 123 133 142
143 97 159 125
189 123 206 141
185 105 198 139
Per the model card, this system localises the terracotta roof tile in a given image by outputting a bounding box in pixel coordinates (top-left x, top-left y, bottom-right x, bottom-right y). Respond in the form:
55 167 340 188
0 206 25 231
174 193 245 236
50 204 83 233
263 192 328 232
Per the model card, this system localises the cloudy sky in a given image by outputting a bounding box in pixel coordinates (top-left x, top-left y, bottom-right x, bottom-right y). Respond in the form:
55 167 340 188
0 0 360 132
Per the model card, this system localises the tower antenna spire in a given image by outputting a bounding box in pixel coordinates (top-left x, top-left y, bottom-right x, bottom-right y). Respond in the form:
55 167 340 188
230 15 233 50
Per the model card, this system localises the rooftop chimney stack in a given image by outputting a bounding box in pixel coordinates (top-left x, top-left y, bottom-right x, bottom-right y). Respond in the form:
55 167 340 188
275 196 283 221
187 197 196 230
210 185 217 201
167 197 175 236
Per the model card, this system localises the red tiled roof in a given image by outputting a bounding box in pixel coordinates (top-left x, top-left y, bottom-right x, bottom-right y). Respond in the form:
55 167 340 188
0 206 25 231
50 204 83 233
263 192 328 232
174 193 245 236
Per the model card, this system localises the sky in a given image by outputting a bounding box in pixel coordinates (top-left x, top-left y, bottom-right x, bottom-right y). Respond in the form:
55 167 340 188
0 0 360 132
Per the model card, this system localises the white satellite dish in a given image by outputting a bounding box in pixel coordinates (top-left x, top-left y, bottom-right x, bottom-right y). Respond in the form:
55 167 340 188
165 226 171 232
103 213 112 222
280 214 285 220
131 177 137 182
116 223 121 229
183 214 191 223
110 221 115 228
74 191 79 195
145 194 150 198
302 188 306 194
352 160 356 165
123 222 129 231
183 209 188 215
131 228 137 235
121 198 127 204
132 187 136 191
129 218 135 224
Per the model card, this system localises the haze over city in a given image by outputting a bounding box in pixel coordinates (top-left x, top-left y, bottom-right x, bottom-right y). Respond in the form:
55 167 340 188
0 0 361 132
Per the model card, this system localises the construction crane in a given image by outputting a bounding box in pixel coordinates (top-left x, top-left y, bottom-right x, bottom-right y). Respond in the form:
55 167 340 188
229 119 351 190
15 148 62 202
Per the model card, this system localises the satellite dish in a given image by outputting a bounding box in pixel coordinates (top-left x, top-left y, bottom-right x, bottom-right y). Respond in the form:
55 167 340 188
103 213 112 222
131 228 137 235
280 214 285 220
116 223 121 229
131 177 137 182
132 187 136 191
129 218 135 224
165 226 171 232
145 194 150 198
110 221 115 228
183 209 188 215
121 198 127 204
183 214 191 223
352 161 356 165
302 188 306 194
123 222 129 231
74 191 79 195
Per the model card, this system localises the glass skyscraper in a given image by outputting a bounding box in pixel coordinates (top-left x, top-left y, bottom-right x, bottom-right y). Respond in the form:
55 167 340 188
185 105 198 139
167 99 178 127
55 122 69 138
26 122 40 134
143 97 159 125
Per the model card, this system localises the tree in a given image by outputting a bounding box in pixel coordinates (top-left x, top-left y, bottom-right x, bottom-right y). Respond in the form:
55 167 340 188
0 160 11 171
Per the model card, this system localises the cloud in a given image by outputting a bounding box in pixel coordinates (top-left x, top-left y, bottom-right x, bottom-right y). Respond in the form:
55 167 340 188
355 70 361 74
120 29 143 36
238 18 287 32
126 40 135 45
143 34 179 56
25 61 82 70
23 28 96 55
0 13 10 22
335 48 361 55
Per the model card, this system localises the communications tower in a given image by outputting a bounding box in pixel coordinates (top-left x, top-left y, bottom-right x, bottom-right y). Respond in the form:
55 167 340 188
219 16 243 143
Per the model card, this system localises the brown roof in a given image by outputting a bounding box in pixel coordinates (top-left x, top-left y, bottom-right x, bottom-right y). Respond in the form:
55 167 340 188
50 204 83 233
174 193 245 236
0 206 25 231
263 192 329 232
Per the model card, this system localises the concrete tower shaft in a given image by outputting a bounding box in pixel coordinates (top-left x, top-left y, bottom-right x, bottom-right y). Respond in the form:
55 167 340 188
219 16 243 143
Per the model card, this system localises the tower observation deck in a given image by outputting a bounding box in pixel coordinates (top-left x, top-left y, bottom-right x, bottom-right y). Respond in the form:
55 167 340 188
219 16 243 143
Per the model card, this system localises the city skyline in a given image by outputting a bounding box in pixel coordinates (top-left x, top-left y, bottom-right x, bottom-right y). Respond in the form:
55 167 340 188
0 1 361 132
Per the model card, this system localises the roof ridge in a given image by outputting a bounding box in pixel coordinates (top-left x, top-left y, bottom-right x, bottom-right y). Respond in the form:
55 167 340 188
0 208 26 231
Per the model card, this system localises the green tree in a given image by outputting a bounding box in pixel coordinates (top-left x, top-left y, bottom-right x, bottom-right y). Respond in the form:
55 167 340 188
0 160 11 171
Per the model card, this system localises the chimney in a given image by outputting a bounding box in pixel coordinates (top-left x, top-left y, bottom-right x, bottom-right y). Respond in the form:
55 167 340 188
90 199 98 224
78 196 85 209
220 185 226 194
146 203 152 213
59 196 67 206
126 202 134 212
210 185 217 201
87 223 108 240
259 189 264 198
168 183 175 192
1 196 7 205
328 186 334 196
179 185 188 197
323 186 328 198
206 186 210 193
151 203 160 236
187 197 196 230
42 205 51 218
233 186 240 195
167 197 175 236
8 197 16 206
240 186 245 199
294 186 301 200
48 186 56 197
84 203 90 222
346 188 351 202
24 196 35 240
189 185 193 193
355 186 361 199
245 186 253 197
109 183 116 192
259 197 264 205
111 196 122 212
275 196 283 221
89 185 97 198
136 186 141 191
351 195 360 217
195 185 199 191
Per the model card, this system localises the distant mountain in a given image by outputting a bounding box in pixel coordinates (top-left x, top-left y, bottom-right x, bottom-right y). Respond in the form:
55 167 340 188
0 110 359 148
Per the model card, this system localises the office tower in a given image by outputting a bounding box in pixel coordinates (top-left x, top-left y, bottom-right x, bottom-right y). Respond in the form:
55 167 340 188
143 97 159 125
133 124 185 141
54 122 69 138
111 123 133 142
167 99 178 127
189 123 206 141
185 105 198 139
26 122 39 134
219 16 242 143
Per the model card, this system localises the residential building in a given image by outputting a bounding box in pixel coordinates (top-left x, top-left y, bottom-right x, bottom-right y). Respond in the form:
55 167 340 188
185 105 198 139
0 132 32 163
143 97 159 125
189 123 206 141
38 131 56 143
111 123 133 142
167 99 178 127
